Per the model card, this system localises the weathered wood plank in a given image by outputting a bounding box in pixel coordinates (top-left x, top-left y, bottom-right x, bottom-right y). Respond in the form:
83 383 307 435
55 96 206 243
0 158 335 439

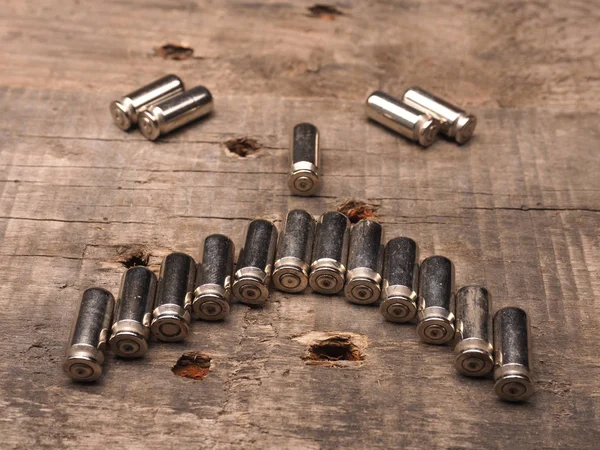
0 0 599 449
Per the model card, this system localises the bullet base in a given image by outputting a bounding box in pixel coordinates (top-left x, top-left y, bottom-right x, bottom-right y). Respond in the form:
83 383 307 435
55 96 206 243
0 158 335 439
417 307 455 344
151 315 189 342
273 262 309 293
138 110 161 140
344 268 381 304
63 346 104 382
494 374 535 402
109 100 133 130
380 296 417 323
109 330 148 358
309 261 345 295
193 294 230 321
454 347 493 377
232 276 269 305
288 162 320 196
452 114 477 144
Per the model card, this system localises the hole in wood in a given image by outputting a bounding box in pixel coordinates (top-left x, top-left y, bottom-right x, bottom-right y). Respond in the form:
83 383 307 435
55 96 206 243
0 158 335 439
336 199 380 223
172 352 211 380
307 4 345 20
294 331 368 367
224 137 261 157
308 337 363 361
117 245 150 268
153 43 195 60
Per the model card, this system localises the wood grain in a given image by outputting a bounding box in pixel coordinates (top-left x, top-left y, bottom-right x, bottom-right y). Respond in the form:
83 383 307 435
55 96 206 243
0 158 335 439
0 0 599 448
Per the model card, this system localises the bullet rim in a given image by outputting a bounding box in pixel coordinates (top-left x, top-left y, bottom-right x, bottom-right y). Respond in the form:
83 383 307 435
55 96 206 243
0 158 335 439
150 314 189 342
417 117 441 147
288 169 320 196
232 276 269 305
380 296 417 323
109 331 148 358
63 355 103 382
417 316 455 344
494 374 535 402
192 295 230 321
138 111 161 140
454 348 494 377
344 277 381 304
454 114 477 144
109 100 132 130
272 265 309 293
309 266 345 294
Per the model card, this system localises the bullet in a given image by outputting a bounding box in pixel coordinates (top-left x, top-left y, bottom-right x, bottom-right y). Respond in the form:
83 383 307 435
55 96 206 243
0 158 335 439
288 123 321 196
493 307 535 401
309 211 350 294
109 267 156 358
417 256 455 344
454 285 494 377
138 85 213 140
193 234 235 321
344 219 384 304
380 237 419 323
272 209 315 293
403 87 477 144
232 219 278 305
151 253 196 342
110 74 184 130
365 90 441 147
63 288 115 382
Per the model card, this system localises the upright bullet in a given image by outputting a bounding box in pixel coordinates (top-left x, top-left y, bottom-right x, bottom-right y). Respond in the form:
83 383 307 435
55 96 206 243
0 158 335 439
417 256 455 344
109 267 156 358
493 307 535 401
232 219 278 305
288 123 321 196
344 219 384 304
193 234 235 321
454 285 494 377
151 253 196 342
273 210 315 293
380 237 419 322
63 288 115 382
309 211 350 294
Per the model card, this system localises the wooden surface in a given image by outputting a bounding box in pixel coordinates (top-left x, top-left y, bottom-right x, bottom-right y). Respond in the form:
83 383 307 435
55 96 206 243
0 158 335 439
1 1 599 448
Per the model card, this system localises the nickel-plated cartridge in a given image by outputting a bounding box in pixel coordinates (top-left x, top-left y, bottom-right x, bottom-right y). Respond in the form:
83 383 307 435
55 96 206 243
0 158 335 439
380 237 419 322
138 85 213 141
232 219 278 305
110 74 184 130
309 211 350 295
402 87 477 144
365 91 440 147
272 209 315 293
344 219 383 304
493 307 535 401
193 234 235 321
151 252 196 342
288 123 321 196
454 285 494 377
109 267 156 358
417 255 455 344
63 288 115 382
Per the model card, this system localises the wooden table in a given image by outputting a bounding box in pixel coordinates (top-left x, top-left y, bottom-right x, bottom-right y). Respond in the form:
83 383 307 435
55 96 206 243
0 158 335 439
1 1 598 448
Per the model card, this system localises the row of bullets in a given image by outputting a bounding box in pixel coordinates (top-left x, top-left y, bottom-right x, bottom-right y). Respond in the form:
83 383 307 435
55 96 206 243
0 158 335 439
110 75 477 198
64 210 533 402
